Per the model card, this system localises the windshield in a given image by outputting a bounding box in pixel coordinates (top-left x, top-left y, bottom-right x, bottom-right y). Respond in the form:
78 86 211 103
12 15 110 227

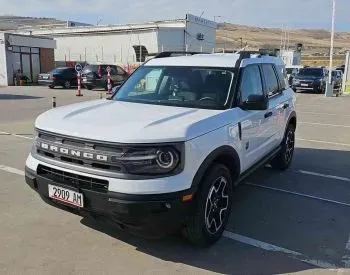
49 68 67 74
298 68 323 77
113 66 234 109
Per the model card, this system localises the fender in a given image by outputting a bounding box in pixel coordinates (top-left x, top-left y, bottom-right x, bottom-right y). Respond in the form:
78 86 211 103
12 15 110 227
285 110 297 134
191 145 241 192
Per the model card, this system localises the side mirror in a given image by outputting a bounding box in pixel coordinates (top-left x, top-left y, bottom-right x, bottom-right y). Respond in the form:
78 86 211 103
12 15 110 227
241 94 268 110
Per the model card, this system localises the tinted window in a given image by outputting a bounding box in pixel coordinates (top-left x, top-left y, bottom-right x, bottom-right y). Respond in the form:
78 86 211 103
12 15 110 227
276 65 287 90
49 68 68 74
82 65 98 74
262 64 279 97
299 68 323 77
240 65 263 102
117 66 126 75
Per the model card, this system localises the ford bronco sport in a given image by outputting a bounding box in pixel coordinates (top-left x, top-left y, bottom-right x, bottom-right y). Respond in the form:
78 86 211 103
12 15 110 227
25 51 297 246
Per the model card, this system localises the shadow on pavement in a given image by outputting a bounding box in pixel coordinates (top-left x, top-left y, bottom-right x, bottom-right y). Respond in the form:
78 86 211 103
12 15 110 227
0 94 43 100
81 216 313 275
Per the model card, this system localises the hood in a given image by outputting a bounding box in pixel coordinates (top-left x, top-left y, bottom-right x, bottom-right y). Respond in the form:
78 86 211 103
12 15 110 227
35 100 232 143
294 75 322 81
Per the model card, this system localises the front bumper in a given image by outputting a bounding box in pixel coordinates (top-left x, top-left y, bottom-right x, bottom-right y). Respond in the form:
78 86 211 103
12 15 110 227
38 80 56 86
292 81 322 91
25 166 194 237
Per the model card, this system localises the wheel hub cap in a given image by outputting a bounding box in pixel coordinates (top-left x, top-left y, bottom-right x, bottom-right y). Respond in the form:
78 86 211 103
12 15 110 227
205 176 229 234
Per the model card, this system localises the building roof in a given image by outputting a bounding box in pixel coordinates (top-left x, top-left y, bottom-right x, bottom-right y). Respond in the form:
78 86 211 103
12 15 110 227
16 19 186 36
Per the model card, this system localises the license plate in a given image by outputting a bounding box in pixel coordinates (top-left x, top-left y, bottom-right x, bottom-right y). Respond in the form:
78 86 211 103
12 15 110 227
43 75 49 80
301 83 309 87
48 184 84 207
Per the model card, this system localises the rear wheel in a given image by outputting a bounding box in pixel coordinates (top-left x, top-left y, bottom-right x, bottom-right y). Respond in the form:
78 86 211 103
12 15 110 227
86 85 93 90
182 164 233 246
48 85 54 89
63 80 71 89
270 123 295 170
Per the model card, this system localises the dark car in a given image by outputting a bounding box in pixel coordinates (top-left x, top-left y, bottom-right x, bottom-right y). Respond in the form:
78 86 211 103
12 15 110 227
336 65 345 74
332 70 343 89
38 67 78 89
81 64 129 90
292 67 328 93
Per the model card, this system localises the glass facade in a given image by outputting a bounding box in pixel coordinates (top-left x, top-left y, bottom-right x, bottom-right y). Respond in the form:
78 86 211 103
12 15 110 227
11 46 41 83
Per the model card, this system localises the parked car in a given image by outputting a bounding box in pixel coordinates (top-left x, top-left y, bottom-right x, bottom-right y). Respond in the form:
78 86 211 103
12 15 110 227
332 70 343 89
336 65 345 74
38 67 77 89
26 51 296 246
286 65 303 86
292 67 328 93
81 64 129 90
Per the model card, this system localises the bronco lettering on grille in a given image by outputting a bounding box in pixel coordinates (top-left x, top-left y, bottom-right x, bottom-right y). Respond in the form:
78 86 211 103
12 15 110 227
40 142 108 162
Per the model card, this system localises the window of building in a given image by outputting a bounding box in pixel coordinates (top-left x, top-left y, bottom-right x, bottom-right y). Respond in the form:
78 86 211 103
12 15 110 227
132 45 149 62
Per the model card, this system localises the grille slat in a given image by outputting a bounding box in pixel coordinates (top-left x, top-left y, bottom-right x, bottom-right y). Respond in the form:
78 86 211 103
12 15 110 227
38 165 109 193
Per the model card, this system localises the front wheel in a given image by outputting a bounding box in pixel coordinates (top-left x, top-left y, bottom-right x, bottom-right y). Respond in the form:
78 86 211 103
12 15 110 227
270 123 295 170
182 164 233 246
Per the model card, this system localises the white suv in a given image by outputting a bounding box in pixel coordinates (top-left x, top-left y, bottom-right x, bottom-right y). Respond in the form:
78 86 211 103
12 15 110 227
25 51 296 246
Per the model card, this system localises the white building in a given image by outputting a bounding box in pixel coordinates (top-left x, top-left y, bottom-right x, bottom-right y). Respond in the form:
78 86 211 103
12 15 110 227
280 50 301 67
0 33 56 86
18 14 217 68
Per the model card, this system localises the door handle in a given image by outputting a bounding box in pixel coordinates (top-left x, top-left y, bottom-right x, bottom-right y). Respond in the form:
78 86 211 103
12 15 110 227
264 112 273 119
283 103 289 109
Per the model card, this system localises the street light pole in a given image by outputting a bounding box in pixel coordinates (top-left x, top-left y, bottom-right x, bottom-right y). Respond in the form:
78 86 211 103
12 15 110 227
325 0 336 97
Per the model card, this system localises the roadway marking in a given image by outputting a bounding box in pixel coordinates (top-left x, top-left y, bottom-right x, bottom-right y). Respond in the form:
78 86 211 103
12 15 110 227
223 231 337 269
299 122 350 128
0 131 33 140
245 183 350 208
299 111 350 117
341 236 350 268
0 165 25 176
297 138 350 147
299 170 350 183
0 164 341 269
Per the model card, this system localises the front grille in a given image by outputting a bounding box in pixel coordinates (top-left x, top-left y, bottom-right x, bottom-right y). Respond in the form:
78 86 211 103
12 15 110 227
37 165 109 193
36 131 125 172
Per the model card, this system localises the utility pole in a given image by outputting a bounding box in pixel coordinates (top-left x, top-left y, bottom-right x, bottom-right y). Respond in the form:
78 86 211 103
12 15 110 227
326 0 336 97
240 37 243 49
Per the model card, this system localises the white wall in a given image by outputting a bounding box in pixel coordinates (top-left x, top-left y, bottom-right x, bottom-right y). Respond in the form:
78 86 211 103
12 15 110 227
0 33 9 86
53 30 159 64
185 14 217 53
157 28 185 52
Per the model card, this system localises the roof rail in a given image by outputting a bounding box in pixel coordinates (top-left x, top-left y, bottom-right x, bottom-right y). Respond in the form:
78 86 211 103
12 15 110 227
154 51 208 58
237 49 279 59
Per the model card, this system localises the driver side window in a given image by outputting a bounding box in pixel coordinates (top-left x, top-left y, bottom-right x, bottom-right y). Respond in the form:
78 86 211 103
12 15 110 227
240 65 263 102
129 69 162 96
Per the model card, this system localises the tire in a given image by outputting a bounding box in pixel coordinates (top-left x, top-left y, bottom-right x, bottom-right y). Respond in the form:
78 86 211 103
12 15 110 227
86 86 93 90
48 85 54 89
182 164 233 246
270 123 295 170
63 80 71 89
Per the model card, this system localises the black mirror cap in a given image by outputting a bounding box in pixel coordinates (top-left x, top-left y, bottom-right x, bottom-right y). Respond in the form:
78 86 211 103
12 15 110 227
241 94 268 110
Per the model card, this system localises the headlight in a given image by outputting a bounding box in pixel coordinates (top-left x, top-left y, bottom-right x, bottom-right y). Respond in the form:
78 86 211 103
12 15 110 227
114 145 182 175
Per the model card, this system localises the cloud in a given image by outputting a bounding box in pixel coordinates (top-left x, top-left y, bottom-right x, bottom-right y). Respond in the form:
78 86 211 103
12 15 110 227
0 0 349 30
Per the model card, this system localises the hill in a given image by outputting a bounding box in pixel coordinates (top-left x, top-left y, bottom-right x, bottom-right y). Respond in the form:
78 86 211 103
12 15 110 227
0 15 65 30
216 23 350 57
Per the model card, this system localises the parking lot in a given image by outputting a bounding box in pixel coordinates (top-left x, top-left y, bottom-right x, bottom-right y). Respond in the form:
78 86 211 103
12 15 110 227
1 86 350 274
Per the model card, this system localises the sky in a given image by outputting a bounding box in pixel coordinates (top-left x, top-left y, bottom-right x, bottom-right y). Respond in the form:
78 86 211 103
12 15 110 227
0 0 349 31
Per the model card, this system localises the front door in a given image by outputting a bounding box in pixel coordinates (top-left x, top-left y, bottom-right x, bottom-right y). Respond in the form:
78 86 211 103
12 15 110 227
238 64 272 171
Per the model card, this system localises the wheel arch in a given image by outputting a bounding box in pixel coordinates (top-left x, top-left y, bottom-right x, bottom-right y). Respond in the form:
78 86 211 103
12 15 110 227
286 111 297 131
191 146 241 192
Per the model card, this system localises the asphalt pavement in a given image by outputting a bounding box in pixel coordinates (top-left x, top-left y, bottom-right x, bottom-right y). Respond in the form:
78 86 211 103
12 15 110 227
1 86 350 274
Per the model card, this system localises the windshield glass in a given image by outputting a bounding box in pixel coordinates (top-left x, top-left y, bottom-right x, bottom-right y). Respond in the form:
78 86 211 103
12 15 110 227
298 68 323 77
49 68 67 74
113 66 234 109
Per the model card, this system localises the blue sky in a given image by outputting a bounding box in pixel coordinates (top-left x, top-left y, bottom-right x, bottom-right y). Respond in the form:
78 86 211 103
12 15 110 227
1 0 349 31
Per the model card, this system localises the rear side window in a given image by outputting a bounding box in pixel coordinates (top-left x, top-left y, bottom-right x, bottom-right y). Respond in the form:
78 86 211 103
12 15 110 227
262 64 279 97
240 65 263 102
276 65 287 90
117 66 126 75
